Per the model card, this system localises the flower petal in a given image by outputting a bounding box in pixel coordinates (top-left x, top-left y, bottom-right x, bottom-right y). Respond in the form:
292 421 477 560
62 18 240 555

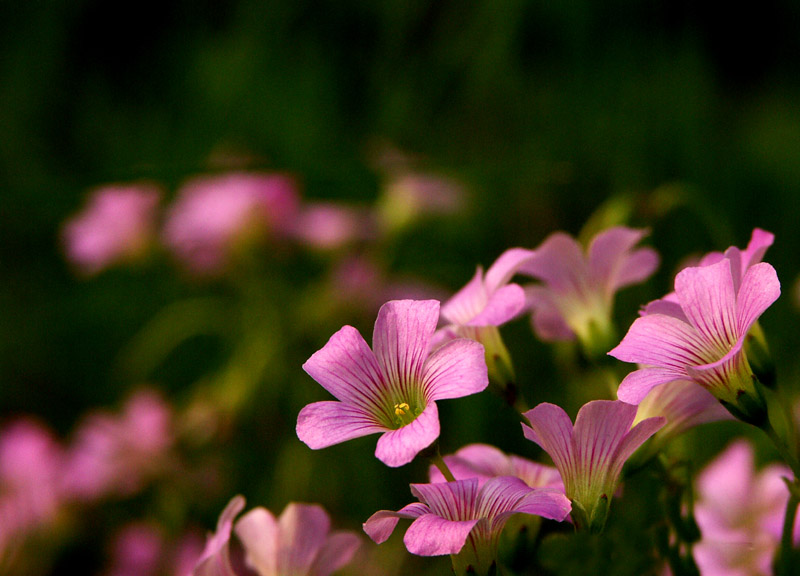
363 503 429 544
525 286 575 341
735 263 780 336
466 283 527 326
302 325 386 415
517 233 586 291
441 268 487 325
411 478 481 519
572 401 638 487
674 260 738 352
616 367 685 404
373 300 440 392
423 339 488 401
475 475 538 520
276 504 330 575
588 227 657 292
374 402 440 467
404 514 480 556
308 531 360 576
514 487 572 522
521 403 574 476
233 507 279 576
483 248 536 293
193 495 246 576
613 416 665 474
296 401 385 450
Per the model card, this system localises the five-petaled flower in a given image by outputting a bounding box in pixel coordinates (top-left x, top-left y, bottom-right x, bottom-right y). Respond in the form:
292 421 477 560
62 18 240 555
363 476 570 576
609 246 780 424
522 400 664 533
517 227 659 358
297 299 489 467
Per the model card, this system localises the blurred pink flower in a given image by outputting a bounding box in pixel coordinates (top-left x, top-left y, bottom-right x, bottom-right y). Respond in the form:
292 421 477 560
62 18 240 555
694 440 799 576
378 173 465 233
62 184 161 275
518 227 659 357
297 300 488 467
290 202 375 250
62 389 175 501
194 496 245 576
427 443 563 492
163 172 299 274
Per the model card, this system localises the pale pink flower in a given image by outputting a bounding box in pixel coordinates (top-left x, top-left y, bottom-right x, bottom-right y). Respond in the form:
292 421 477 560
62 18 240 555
693 440 800 576
194 496 246 576
428 443 563 492
377 173 465 233
163 172 299 274
297 300 488 467
518 227 659 356
62 184 160 275
290 202 375 250
522 400 664 532
363 476 570 575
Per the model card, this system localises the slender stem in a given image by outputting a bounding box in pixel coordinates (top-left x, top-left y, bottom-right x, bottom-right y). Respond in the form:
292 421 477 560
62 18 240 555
763 419 800 481
779 490 798 576
431 449 457 483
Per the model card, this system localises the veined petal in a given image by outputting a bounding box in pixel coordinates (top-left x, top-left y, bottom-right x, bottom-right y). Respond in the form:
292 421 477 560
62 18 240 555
641 298 687 323
434 444 511 482
612 416 665 473
466 283 526 326
736 263 780 336
307 531 360 576
518 233 587 291
296 401 385 450
193 495 246 576
234 508 280 576
484 248 537 293
616 367 686 404
404 514 480 556
411 478 480 520
373 300 440 393
521 404 574 477
612 247 660 292
302 325 386 414
674 260 738 353
374 402 440 467
423 339 488 401
475 476 537 520
572 401 638 488
276 504 330 575
742 228 774 270
587 227 656 292
363 503 429 544
609 314 712 370
514 487 572 522
441 268 487 325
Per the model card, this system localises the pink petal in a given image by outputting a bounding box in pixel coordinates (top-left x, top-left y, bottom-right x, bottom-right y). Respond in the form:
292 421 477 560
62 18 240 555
233 507 279 576
374 402 440 467
640 298 687 323
742 228 774 270
296 402 385 450
616 367 685 404
609 314 711 371
613 416 665 471
525 286 575 341
302 325 386 415
372 300 440 390
735 263 780 336
475 476 538 519
193 495 246 576
404 514 481 556
587 227 657 292
466 283 527 326
514 488 572 522
674 260 738 352
423 339 488 401
613 247 660 291
441 268 487 325
363 503 429 544
309 531 360 576
521 404 574 475
572 401 637 478
483 248 537 293
518 233 586 291
276 504 331 575
411 478 480 519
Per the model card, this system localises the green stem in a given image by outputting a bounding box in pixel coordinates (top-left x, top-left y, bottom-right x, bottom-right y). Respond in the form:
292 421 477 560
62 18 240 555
431 449 456 483
763 419 800 481
779 490 799 576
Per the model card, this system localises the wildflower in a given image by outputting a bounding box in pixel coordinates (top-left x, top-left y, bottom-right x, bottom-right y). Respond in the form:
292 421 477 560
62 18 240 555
377 173 464 233
289 202 375 250
163 171 299 274
522 400 664 533
297 299 488 467
517 227 659 358
609 254 780 424
62 184 160 275
435 248 535 388
693 440 800 576
363 476 570 576
428 443 563 491
192 496 360 576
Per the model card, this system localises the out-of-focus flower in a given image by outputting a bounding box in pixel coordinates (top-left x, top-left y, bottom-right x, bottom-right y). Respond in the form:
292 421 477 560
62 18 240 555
693 440 799 576
0 418 65 558
192 496 359 576
62 389 175 501
104 523 205 576
427 443 563 492
435 249 535 387
518 227 659 358
522 400 664 533
363 476 570 576
377 173 465 233
609 253 780 424
235 502 360 576
163 172 299 274
62 184 161 275
632 380 732 453
297 299 488 467
290 202 375 250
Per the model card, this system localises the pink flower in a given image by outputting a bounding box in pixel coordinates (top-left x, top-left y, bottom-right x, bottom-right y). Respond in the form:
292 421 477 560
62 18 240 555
693 440 799 576
435 249 535 384
62 389 174 500
428 443 563 492
163 172 299 274
517 227 659 357
378 173 464 233
609 251 780 423
297 299 488 467
192 497 360 576
522 400 664 532
289 202 375 250
363 476 570 575
62 184 160 275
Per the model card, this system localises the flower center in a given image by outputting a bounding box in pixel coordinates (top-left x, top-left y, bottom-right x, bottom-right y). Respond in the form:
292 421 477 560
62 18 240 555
393 401 421 427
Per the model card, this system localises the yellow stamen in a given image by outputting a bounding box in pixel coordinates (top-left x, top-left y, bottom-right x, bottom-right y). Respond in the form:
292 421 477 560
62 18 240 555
394 402 410 416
